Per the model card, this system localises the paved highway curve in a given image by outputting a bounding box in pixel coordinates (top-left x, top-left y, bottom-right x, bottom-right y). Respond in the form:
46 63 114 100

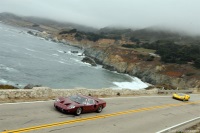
1 95 200 133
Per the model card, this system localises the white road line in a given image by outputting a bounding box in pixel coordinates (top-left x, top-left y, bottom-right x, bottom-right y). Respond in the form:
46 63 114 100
156 117 200 133
0 100 54 105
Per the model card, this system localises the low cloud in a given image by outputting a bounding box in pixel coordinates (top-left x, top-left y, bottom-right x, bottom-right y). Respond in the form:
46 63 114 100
1 0 200 34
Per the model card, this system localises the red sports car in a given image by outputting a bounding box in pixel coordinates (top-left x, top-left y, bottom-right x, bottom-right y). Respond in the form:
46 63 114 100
54 94 106 116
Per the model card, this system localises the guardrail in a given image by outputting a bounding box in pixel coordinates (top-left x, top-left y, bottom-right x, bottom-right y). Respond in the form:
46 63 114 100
158 90 193 94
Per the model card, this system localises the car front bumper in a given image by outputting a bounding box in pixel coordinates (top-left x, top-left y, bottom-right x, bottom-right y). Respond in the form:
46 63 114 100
54 102 76 113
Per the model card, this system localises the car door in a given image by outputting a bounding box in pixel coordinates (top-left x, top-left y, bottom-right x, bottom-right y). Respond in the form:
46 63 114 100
83 99 97 112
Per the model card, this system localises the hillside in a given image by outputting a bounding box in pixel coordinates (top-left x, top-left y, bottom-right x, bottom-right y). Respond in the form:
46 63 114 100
0 12 97 33
1 12 200 89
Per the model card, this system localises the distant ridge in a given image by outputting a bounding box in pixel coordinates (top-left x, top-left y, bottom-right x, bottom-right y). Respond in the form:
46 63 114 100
0 12 98 32
0 12 200 44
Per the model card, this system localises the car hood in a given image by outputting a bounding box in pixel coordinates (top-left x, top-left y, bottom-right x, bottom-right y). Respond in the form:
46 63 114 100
59 97 80 106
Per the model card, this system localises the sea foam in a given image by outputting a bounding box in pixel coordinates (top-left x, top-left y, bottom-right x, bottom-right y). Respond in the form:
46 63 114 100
0 64 18 72
0 79 8 84
113 77 149 90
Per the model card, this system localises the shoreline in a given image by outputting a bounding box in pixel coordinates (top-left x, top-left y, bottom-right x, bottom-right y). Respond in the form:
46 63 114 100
0 22 149 90
1 21 200 90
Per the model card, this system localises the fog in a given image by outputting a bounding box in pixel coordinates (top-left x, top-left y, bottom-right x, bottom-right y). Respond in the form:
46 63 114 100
0 0 200 34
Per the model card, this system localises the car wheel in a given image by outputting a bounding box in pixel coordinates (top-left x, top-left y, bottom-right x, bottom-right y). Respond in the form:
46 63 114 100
96 105 103 113
75 107 82 116
61 108 66 113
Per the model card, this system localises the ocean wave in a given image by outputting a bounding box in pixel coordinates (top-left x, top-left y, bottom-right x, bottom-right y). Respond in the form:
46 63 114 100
52 53 59 56
113 77 149 90
0 79 23 87
71 58 84 65
29 55 46 60
58 61 65 64
0 79 8 84
68 50 83 55
0 64 18 72
0 79 16 85
93 65 103 69
25 48 36 52
57 60 70 65
57 50 66 53
67 51 72 54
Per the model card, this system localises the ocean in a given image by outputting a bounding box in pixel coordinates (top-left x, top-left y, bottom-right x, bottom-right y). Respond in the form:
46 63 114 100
0 22 148 89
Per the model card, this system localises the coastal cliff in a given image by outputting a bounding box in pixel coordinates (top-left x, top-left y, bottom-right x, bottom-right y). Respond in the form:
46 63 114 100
1 12 200 90
83 45 200 89
23 26 200 90
26 28 200 90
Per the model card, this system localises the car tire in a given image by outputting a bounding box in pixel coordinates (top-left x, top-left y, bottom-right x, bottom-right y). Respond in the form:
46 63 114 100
96 105 103 113
61 108 66 113
75 107 82 116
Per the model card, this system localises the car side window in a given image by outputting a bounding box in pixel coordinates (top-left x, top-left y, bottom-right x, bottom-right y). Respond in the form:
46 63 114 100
87 99 95 105
81 98 87 104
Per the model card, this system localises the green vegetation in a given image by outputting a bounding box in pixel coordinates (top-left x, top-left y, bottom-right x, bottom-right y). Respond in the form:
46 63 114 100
85 32 101 42
121 44 136 48
134 48 156 53
133 40 200 68
129 37 140 44
59 29 77 35
0 84 18 89
75 32 83 41
32 24 40 27
73 31 122 42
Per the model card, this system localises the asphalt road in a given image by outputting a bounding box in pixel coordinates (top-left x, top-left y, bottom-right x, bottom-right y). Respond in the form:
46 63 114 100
1 95 200 133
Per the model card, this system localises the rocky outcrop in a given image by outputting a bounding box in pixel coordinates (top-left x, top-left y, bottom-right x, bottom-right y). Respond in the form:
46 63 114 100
71 50 79 54
27 31 35 35
35 31 51 39
82 57 97 66
83 46 200 89
24 84 42 89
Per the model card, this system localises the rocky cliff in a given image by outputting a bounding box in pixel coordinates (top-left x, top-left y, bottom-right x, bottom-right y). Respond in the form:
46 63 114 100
83 45 200 89
26 28 200 90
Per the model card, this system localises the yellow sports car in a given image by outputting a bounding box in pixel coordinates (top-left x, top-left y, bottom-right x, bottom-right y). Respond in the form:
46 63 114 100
172 93 190 101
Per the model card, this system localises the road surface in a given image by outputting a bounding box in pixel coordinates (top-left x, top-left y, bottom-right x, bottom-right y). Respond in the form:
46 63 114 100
0 95 200 133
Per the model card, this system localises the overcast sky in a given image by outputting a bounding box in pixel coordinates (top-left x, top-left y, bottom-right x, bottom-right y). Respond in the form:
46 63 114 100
0 0 200 34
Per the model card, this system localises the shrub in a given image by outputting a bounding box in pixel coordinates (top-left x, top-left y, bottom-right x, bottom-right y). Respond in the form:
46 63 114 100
75 33 83 41
0 84 18 89
121 44 136 48
136 40 200 69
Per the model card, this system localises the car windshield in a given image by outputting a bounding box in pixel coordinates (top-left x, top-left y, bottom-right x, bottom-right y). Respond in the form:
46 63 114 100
69 95 87 104
178 93 185 96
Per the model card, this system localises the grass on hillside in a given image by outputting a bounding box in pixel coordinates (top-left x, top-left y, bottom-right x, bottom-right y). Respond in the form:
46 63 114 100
134 48 156 53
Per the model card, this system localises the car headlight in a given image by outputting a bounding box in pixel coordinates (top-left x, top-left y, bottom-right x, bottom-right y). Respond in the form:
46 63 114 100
68 105 75 109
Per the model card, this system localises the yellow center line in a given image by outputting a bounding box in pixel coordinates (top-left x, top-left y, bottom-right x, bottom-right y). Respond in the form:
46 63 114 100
2 100 200 133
